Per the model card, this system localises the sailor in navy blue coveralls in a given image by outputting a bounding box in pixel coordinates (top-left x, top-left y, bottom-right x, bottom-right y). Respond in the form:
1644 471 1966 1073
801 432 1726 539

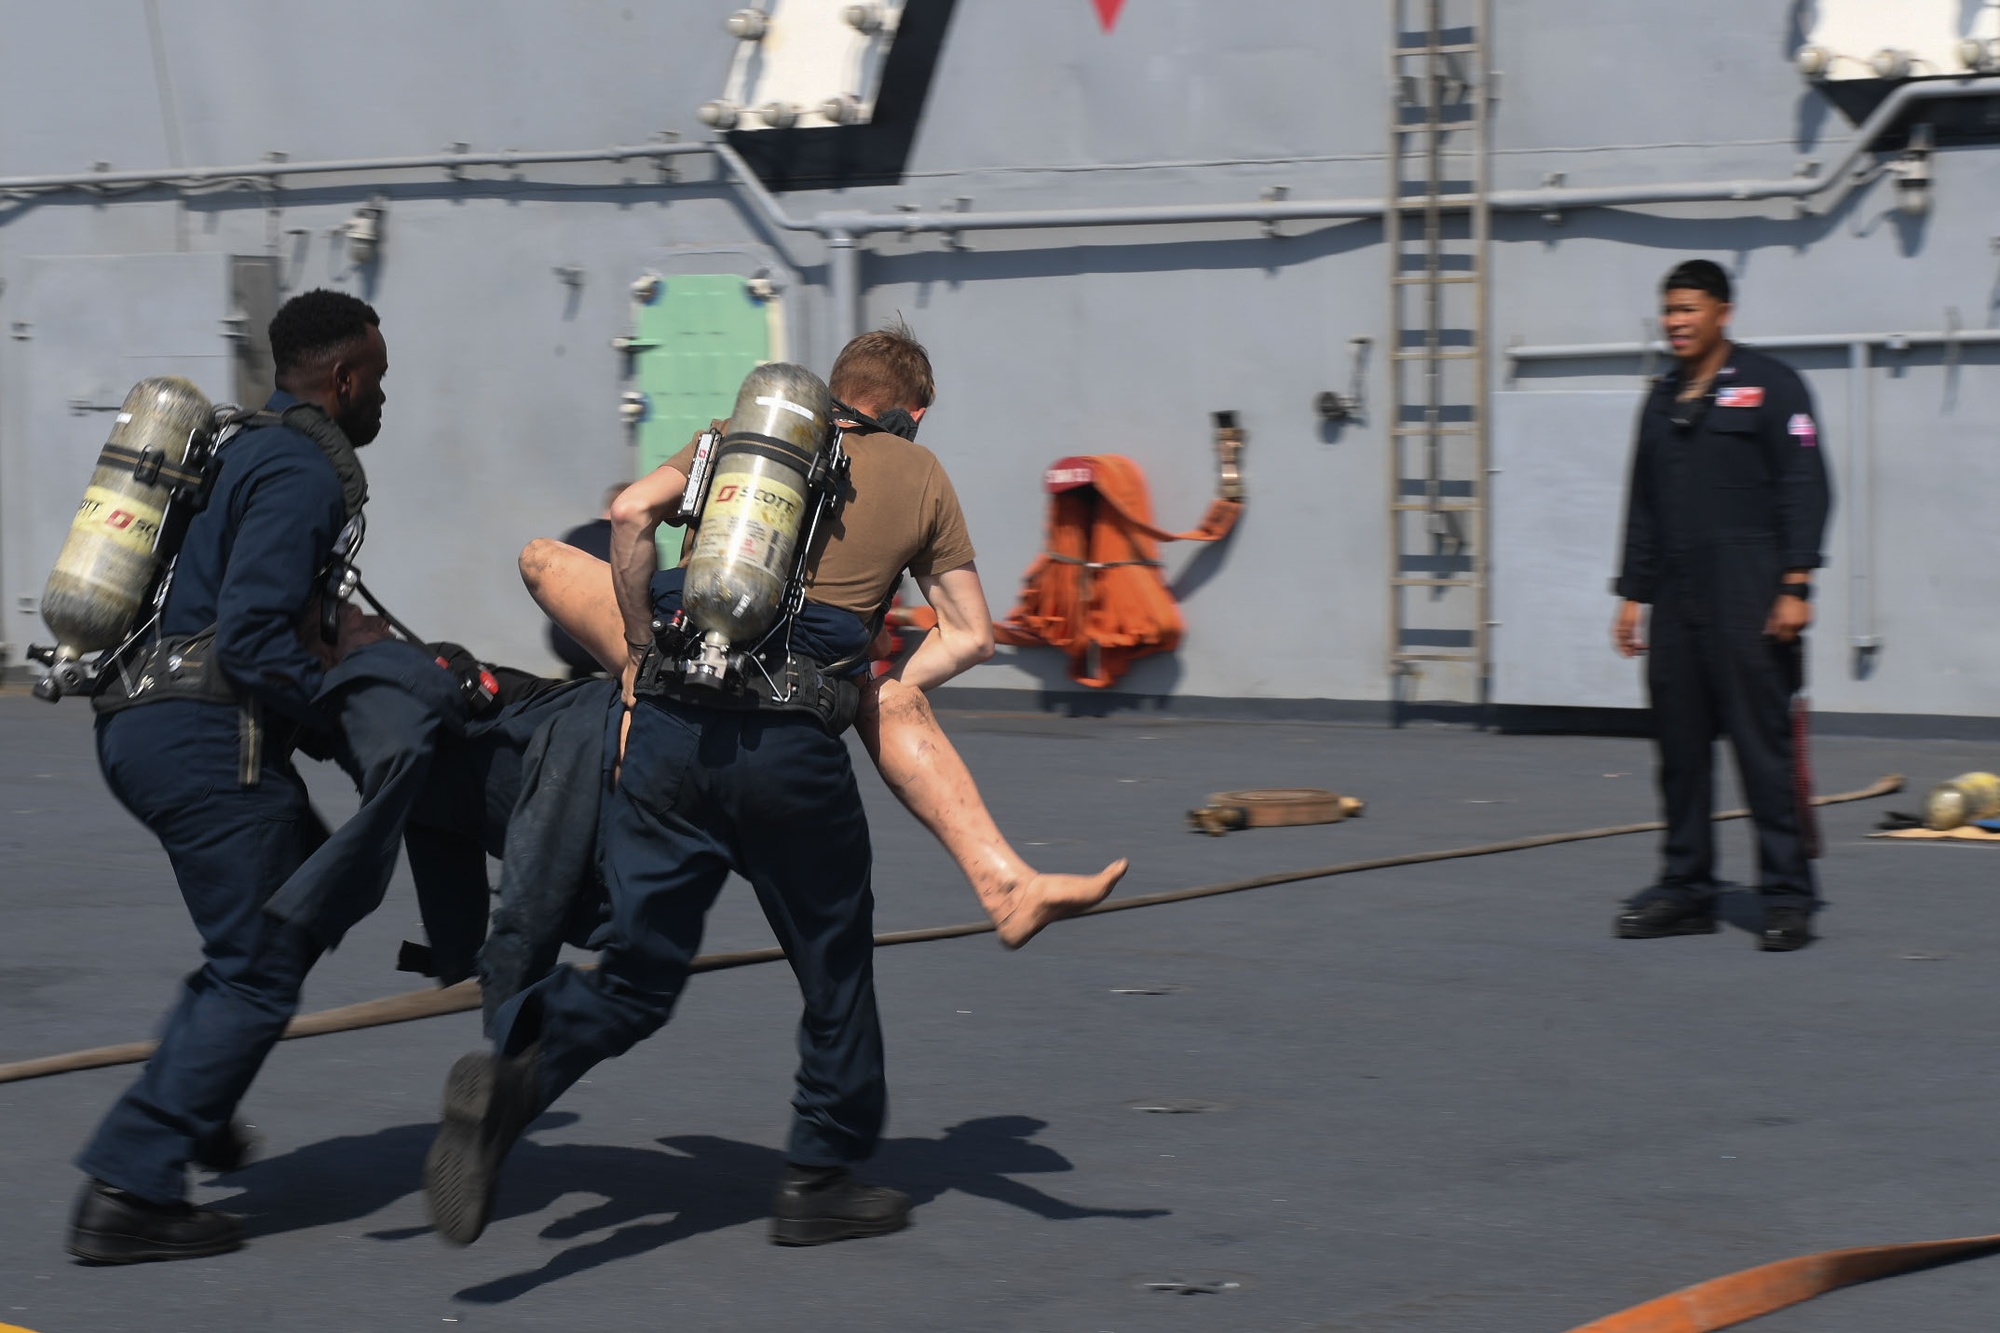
493 572 880 1151
69 291 388 1264
425 339 985 1250
1612 263 1831 951
85 389 345 1195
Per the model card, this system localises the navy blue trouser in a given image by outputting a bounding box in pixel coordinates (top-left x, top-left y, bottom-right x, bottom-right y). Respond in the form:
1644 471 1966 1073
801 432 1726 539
492 697 884 1167
1646 597 1817 906
81 702 327 1204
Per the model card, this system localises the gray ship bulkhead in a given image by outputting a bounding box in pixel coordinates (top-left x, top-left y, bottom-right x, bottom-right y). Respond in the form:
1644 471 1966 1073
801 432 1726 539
0 0 1994 724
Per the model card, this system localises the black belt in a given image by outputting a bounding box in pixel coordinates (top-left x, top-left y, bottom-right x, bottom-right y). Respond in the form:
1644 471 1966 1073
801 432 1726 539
632 646 861 736
91 629 266 785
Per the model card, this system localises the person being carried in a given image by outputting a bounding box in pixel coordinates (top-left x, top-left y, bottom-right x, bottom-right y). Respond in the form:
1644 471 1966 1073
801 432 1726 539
518 528 1122 950
543 483 626 679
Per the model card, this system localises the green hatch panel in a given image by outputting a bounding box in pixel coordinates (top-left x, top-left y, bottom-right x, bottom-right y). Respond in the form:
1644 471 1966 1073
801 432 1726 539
632 275 773 565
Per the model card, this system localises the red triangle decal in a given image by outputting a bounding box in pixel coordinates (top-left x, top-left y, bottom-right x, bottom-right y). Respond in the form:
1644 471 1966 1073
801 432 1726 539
1093 0 1126 32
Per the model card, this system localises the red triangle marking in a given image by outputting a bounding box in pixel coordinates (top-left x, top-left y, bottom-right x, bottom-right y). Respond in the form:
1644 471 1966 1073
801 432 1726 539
1093 0 1126 32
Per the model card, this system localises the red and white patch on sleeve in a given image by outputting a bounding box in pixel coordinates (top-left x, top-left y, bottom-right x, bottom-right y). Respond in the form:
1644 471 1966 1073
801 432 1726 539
1788 413 1818 446
1715 386 1765 408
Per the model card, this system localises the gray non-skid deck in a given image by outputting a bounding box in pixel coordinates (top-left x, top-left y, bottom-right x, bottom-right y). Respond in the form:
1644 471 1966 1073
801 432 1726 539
2 689 1996 1332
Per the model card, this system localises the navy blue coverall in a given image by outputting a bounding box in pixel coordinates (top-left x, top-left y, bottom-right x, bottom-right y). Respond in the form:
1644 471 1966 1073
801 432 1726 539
1615 345 1833 907
80 391 349 1205
491 570 884 1168
263 647 612 991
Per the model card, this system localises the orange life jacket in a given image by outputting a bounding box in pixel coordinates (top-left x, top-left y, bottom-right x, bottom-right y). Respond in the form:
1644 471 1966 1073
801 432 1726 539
991 454 1242 688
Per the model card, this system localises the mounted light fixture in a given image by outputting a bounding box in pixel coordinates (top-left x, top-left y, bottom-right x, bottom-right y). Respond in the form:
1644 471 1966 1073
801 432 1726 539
1795 45 1833 79
1893 123 1935 218
819 94 862 125
843 4 886 34
1870 47 1914 79
341 196 386 266
726 9 768 40
758 101 800 130
698 100 741 130
1959 37 2000 72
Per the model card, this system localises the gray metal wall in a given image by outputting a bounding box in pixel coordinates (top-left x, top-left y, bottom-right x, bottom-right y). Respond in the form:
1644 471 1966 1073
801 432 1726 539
0 1 1993 718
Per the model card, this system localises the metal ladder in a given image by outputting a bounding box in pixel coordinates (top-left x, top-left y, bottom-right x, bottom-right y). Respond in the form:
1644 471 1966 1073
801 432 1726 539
1385 0 1491 712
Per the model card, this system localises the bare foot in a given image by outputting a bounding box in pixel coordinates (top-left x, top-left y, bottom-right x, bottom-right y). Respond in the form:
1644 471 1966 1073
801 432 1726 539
995 859 1128 950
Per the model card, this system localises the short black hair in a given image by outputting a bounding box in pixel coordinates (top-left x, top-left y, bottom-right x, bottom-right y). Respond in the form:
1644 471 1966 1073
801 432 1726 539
270 288 380 380
1661 259 1732 304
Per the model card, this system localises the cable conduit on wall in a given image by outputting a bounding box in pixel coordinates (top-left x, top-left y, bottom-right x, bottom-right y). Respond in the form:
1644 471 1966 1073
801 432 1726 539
0 78 1992 349
3 75 1997 234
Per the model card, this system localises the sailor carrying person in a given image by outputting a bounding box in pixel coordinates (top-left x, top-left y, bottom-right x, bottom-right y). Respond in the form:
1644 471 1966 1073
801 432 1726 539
425 324 998 1249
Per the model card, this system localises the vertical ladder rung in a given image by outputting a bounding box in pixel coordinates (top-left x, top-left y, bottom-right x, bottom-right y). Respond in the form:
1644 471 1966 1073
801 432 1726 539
1385 0 1491 705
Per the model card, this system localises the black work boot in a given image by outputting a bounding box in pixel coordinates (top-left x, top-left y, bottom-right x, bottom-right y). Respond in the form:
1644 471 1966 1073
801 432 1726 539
1614 884 1718 939
769 1164 911 1247
192 1121 259 1174
66 1179 243 1264
1758 901 1815 952
423 1047 541 1245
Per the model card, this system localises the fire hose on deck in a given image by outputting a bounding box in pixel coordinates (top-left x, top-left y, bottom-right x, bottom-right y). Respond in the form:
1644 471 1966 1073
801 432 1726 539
8 773 1988 1331
0 774 1899 1078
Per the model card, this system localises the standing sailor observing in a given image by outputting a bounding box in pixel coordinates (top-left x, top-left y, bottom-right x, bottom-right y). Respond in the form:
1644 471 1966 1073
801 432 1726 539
424 324 1002 1249
67 289 390 1263
1610 260 1831 952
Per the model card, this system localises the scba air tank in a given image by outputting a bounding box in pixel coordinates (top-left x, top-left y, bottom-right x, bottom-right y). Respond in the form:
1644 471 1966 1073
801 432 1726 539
681 363 833 685
35 377 215 699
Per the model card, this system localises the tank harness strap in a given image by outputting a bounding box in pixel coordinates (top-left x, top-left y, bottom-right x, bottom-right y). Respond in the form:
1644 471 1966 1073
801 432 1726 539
94 441 209 493
90 628 234 714
271 403 368 522
718 432 815 467
90 627 269 784
631 644 861 737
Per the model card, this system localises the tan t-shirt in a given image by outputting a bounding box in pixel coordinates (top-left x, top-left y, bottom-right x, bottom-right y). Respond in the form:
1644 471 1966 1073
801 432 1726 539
666 428 975 618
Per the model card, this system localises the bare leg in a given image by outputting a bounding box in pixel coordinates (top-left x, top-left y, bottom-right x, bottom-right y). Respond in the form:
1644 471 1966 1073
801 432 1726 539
520 538 626 674
519 539 1125 947
519 537 632 764
857 676 1125 949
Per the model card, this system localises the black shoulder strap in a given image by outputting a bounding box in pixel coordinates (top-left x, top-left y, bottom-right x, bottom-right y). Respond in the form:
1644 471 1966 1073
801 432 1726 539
235 404 367 521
